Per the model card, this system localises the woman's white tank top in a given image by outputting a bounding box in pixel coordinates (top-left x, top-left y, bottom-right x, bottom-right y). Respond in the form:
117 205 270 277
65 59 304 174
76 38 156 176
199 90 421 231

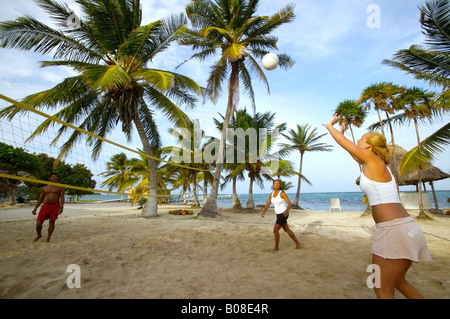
271 191 287 214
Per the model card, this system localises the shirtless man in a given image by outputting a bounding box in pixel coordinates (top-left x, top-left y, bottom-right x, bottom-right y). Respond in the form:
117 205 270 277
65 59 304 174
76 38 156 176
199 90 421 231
32 173 65 242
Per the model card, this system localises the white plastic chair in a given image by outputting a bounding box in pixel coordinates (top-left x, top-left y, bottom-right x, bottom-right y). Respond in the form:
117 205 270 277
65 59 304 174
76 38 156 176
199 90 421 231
329 198 342 212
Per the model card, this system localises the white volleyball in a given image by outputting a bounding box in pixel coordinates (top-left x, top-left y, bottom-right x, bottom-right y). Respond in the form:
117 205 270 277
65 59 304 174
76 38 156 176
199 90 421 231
262 53 279 70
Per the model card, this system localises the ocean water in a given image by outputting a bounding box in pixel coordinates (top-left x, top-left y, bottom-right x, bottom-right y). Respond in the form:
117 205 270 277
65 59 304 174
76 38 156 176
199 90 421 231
80 191 450 212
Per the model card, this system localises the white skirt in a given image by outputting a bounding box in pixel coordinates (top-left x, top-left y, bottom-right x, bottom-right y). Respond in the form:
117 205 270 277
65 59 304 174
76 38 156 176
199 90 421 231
372 216 431 262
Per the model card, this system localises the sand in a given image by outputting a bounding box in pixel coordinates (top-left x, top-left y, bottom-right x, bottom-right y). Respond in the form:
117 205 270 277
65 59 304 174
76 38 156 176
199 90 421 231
0 201 449 299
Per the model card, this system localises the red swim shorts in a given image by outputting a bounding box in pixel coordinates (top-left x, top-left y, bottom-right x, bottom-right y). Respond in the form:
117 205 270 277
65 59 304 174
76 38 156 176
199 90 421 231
37 203 60 222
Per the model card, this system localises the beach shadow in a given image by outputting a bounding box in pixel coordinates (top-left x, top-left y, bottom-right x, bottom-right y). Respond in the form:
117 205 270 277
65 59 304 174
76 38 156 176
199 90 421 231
301 219 325 233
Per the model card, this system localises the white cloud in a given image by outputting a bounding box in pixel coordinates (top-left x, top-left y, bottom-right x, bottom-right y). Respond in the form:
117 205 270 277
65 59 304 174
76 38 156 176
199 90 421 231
141 0 189 24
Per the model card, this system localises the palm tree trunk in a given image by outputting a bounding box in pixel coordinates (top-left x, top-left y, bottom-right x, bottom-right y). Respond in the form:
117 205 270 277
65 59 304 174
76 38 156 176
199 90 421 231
183 186 188 205
246 176 255 208
192 173 200 207
413 119 432 220
203 180 208 205
376 109 385 135
385 112 399 193
4 179 19 205
293 155 300 207
349 124 362 173
293 152 304 208
133 115 158 218
200 62 239 217
232 177 241 208
349 124 356 143
7 188 17 205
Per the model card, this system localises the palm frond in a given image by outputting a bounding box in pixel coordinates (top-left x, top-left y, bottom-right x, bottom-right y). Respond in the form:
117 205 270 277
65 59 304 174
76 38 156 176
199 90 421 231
143 13 188 63
238 62 257 112
400 121 450 173
143 86 189 130
0 7 104 63
80 0 127 50
137 100 161 149
245 53 270 93
250 3 295 38
367 113 411 131
133 69 175 91
205 56 229 103
81 64 132 90
35 0 80 29
117 20 161 67
382 46 450 87
420 0 450 52
0 15 76 54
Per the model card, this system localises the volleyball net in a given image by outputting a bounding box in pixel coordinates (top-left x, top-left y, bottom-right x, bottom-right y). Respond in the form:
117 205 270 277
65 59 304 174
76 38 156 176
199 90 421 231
0 93 204 203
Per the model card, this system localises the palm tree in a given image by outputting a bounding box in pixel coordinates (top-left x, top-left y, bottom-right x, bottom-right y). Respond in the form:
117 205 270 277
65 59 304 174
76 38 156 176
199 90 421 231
127 148 175 206
244 111 284 208
164 120 211 207
221 162 246 208
358 82 405 141
100 152 136 200
358 82 405 184
215 108 286 208
214 108 251 209
397 87 436 219
334 100 367 144
0 0 203 218
281 124 333 209
180 0 295 217
369 87 441 218
382 0 450 173
170 169 193 205
334 100 369 214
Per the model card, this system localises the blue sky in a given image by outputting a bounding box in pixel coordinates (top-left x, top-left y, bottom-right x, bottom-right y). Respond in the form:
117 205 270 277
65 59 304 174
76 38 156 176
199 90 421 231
1 0 449 195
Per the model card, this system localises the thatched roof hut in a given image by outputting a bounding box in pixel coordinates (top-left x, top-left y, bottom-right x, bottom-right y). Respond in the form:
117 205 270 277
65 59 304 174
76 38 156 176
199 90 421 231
388 144 450 210
388 144 450 185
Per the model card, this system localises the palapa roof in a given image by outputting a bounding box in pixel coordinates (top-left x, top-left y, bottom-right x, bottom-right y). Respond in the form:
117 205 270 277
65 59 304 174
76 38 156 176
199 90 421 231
388 144 450 186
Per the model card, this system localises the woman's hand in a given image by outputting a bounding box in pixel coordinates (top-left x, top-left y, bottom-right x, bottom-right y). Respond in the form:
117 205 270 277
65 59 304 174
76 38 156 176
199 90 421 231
323 114 340 129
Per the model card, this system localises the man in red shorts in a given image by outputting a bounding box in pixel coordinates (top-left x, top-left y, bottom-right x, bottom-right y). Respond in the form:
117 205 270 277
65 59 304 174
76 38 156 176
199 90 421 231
32 173 65 242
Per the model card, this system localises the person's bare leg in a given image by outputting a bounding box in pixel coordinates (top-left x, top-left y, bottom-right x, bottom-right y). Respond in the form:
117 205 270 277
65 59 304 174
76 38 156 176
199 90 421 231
34 221 43 242
47 220 55 242
282 224 302 249
372 255 396 299
273 224 281 251
372 255 423 299
395 259 424 299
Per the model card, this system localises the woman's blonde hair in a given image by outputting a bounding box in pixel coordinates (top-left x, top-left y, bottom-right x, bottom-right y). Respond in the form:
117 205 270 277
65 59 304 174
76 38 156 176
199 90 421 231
364 131 391 164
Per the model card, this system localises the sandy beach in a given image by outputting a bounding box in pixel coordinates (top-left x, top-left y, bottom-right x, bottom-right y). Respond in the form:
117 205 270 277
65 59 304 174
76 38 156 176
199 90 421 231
0 201 449 299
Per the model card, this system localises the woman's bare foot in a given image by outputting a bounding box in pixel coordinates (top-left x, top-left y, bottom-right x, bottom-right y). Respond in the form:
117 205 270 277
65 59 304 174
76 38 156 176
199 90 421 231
34 234 42 242
273 246 279 251
295 243 302 249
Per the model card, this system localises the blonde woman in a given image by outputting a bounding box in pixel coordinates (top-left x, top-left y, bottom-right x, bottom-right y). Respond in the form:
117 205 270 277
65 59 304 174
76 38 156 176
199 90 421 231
324 115 431 299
